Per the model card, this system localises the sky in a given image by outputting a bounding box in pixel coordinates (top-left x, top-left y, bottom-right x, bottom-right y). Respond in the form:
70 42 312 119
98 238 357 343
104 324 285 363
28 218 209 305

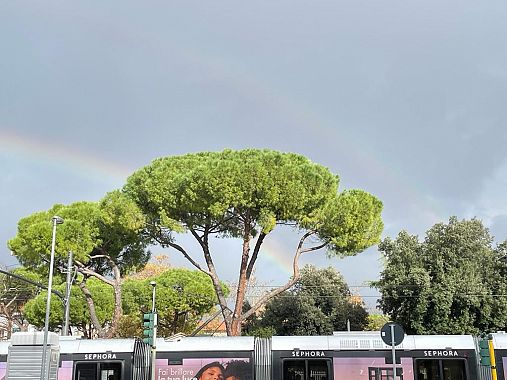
1 1 507 311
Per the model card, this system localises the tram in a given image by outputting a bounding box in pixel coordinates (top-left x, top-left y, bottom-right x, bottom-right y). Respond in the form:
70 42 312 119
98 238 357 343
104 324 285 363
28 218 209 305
0 331 496 380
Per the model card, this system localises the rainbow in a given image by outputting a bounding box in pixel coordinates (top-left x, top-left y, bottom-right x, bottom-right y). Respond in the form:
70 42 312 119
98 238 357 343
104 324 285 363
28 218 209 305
1 37 446 230
0 128 133 184
1 17 446 230
257 238 294 277
1 125 444 279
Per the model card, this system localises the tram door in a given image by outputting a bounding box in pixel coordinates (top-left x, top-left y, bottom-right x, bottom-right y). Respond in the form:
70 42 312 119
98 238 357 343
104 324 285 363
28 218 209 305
74 361 122 380
283 359 331 380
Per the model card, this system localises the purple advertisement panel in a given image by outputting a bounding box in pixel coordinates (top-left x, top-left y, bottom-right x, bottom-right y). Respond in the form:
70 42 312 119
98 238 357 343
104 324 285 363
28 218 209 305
156 357 252 380
503 357 507 380
57 360 73 380
0 361 6 380
333 357 414 380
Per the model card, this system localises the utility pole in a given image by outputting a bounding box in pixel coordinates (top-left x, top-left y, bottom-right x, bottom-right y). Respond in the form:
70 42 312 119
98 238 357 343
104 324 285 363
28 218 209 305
62 251 73 336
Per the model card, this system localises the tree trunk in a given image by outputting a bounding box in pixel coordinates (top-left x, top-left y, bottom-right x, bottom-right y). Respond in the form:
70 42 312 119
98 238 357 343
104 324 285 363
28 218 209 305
105 266 123 338
78 280 106 338
76 256 124 338
230 221 252 336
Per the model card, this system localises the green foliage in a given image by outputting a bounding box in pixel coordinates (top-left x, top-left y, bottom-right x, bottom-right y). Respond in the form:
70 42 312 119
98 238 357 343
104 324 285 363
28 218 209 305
23 267 220 337
120 268 226 337
8 191 150 277
125 149 382 253
23 278 114 330
8 191 152 336
365 314 390 331
375 217 507 335
244 265 368 336
8 202 99 274
115 314 144 338
126 150 331 233
310 190 384 256
244 325 277 338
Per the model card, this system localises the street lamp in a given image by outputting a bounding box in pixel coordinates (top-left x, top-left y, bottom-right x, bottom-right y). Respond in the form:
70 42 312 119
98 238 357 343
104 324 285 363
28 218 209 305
41 215 63 380
150 281 157 380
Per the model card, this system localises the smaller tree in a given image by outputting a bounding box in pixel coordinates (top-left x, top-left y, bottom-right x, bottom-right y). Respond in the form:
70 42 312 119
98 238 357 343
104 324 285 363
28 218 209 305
120 267 227 337
0 268 44 337
244 265 368 336
23 266 224 338
8 191 151 337
23 277 114 338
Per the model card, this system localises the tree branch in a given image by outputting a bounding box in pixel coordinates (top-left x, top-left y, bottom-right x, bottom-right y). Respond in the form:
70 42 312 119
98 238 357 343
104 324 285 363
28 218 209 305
300 241 328 254
167 241 211 275
246 232 266 281
74 260 115 287
240 230 318 321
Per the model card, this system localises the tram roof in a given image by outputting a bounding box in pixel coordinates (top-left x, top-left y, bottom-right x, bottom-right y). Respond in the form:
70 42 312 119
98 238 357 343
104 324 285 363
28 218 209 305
490 332 507 349
59 338 136 353
1 332 476 354
271 332 475 351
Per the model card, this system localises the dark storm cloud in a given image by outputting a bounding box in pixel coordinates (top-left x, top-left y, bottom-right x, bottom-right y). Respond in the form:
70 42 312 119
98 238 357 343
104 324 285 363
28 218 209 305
1 0 507 291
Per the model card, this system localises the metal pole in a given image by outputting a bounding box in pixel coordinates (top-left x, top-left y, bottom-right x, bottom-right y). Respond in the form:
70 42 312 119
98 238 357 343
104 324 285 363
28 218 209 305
390 324 396 380
150 281 157 380
41 216 63 380
62 251 73 336
151 283 156 314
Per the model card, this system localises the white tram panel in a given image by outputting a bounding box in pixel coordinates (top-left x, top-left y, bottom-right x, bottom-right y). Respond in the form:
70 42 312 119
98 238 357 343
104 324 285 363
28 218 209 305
156 336 255 352
272 333 395 351
272 336 332 351
411 335 475 350
0 340 8 355
59 338 135 354
271 332 475 352
491 332 507 350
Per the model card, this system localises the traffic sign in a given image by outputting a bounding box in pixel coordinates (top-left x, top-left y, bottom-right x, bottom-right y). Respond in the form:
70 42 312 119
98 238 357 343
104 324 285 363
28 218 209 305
380 322 405 346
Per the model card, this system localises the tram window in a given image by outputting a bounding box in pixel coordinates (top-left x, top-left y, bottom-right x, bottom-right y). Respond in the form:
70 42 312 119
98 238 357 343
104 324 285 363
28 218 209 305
100 362 122 380
368 367 403 380
284 360 305 380
415 359 466 380
442 360 466 380
283 360 329 380
416 360 440 380
76 363 96 380
308 361 328 380
75 362 122 380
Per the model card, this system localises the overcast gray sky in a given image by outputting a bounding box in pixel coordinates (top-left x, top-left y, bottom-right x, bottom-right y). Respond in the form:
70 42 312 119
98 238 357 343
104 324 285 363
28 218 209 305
1 1 507 310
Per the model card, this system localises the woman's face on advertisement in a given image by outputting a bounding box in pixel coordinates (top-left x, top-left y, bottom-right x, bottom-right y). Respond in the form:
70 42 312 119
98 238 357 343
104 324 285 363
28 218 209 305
200 366 224 380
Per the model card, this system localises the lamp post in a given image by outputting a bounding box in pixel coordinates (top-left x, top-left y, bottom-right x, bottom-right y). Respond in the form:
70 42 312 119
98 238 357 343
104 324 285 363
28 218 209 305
150 281 157 380
41 215 63 380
